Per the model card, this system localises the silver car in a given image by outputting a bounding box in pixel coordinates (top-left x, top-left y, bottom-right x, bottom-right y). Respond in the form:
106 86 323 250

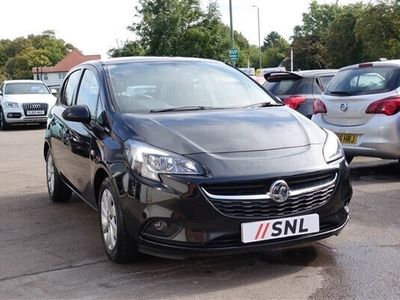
0 80 56 130
312 60 400 163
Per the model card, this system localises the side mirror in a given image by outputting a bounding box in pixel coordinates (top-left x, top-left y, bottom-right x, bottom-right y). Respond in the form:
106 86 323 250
51 88 58 96
62 105 91 124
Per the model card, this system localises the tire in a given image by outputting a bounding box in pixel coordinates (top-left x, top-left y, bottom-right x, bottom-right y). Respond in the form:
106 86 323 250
46 150 72 202
98 177 138 263
345 155 354 164
0 108 10 130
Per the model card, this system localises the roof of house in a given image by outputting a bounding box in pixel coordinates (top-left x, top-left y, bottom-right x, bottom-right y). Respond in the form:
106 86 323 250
32 50 101 74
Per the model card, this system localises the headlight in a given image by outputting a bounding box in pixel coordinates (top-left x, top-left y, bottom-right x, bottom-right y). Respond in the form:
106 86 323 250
124 140 205 182
5 102 19 108
323 130 344 163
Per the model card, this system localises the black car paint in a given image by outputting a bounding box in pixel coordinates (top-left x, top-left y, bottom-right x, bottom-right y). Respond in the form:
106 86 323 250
44 58 351 259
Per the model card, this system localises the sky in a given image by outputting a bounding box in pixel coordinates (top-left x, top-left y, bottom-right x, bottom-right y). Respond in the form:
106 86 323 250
0 0 368 58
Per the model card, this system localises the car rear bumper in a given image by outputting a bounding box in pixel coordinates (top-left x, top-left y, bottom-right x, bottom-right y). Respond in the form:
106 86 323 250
312 113 400 158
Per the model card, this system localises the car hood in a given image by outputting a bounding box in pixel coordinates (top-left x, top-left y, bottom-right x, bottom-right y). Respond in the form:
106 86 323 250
116 106 327 155
3 94 56 104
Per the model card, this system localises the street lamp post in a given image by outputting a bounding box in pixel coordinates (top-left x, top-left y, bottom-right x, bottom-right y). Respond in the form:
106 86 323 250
251 5 262 69
229 0 235 66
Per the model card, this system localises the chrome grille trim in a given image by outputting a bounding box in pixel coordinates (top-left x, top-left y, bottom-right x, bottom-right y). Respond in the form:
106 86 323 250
22 103 48 116
201 172 338 218
201 173 337 201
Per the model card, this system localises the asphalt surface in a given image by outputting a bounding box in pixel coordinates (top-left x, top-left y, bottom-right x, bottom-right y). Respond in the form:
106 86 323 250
0 127 400 299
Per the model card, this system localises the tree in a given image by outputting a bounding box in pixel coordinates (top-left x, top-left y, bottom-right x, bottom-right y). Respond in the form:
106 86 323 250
108 41 145 57
0 31 74 80
325 8 364 68
291 35 327 70
261 32 290 67
123 0 252 67
294 0 341 40
129 0 203 56
355 1 400 60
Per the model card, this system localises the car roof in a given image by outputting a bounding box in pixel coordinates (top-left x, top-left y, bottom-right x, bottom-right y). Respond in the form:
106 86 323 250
340 59 400 71
3 80 46 84
83 56 222 67
294 69 338 76
264 69 338 81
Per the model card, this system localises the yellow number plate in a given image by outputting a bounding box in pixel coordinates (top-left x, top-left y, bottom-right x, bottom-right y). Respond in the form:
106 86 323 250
337 133 358 144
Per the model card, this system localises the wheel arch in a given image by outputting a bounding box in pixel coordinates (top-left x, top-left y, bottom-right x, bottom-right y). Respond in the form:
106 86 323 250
43 141 50 160
93 167 110 205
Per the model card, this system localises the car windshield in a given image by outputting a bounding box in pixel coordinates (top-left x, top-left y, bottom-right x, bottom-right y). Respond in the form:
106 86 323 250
5 82 50 95
104 61 277 113
326 66 400 96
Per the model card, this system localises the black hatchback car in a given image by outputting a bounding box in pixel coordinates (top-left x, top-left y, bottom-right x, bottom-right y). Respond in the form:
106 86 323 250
44 57 352 263
263 70 337 118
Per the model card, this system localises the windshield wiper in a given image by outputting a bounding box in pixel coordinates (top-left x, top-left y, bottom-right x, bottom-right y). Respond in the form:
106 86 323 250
243 101 282 108
150 106 215 113
329 90 353 96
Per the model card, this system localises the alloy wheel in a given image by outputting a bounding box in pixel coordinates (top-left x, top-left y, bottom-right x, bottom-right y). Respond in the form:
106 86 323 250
46 154 55 195
100 189 118 251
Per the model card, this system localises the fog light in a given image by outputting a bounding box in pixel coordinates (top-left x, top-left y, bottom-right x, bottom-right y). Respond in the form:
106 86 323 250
344 205 350 214
143 219 182 238
7 113 21 118
153 220 168 231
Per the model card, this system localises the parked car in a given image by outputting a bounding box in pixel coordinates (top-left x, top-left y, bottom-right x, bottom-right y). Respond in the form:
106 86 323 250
0 80 56 130
312 60 400 163
263 70 337 118
44 57 352 263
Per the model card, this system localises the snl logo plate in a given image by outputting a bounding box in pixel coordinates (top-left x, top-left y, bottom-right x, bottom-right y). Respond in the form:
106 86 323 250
241 214 320 243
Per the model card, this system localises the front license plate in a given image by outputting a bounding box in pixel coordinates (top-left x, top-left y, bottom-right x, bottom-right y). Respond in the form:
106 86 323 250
337 133 358 144
27 110 45 116
241 214 319 243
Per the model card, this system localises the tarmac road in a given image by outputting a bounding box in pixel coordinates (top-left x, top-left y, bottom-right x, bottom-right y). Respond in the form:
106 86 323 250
0 127 399 299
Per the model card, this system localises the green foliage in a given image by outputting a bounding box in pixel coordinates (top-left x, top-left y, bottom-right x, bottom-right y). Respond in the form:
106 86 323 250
129 0 204 56
108 41 145 57
291 35 327 70
355 2 400 60
120 0 255 67
294 0 341 40
292 0 400 69
261 32 290 67
325 8 363 68
0 31 73 80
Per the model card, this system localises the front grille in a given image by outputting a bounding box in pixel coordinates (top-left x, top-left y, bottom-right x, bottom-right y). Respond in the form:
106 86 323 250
22 103 48 116
201 172 337 219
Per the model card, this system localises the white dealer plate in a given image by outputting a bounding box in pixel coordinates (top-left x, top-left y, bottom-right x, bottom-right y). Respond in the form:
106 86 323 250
27 110 45 116
241 214 320 243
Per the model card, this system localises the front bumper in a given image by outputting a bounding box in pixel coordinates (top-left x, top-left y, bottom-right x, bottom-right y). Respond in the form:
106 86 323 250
117 158 352 259
312 113 400 159
3 105 48 124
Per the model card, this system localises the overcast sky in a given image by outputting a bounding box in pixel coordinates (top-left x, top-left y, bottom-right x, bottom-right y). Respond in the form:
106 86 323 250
1 0 368 58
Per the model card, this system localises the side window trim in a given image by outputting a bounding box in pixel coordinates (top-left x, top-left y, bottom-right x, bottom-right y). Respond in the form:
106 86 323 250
75 67 101 120
60 69 83 107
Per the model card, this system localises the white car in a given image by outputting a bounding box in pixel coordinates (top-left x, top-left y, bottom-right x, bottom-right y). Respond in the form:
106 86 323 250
312 60 400 163
0 80 57 130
